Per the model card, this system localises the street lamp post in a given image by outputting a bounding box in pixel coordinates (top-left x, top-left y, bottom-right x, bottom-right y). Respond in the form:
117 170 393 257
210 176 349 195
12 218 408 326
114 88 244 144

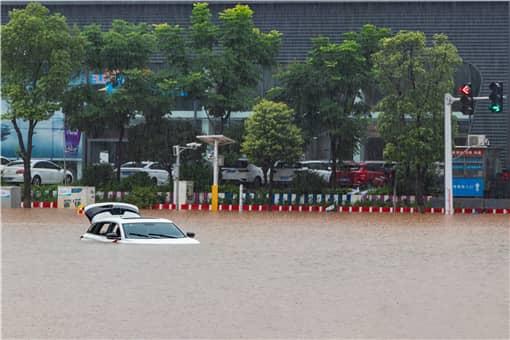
173 142 201 210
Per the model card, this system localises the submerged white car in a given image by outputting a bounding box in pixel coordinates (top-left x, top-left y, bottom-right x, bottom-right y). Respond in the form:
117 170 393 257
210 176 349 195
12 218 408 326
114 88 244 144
81 202 199 245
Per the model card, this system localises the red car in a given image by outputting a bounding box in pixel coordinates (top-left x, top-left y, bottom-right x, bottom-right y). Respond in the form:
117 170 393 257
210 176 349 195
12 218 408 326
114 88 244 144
334 161 389 187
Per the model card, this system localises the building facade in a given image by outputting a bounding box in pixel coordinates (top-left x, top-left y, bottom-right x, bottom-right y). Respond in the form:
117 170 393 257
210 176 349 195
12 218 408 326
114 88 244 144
2 0 509 168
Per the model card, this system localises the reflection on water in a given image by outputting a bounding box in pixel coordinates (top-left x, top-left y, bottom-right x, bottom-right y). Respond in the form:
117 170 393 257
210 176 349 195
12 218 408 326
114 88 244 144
2 209 509 339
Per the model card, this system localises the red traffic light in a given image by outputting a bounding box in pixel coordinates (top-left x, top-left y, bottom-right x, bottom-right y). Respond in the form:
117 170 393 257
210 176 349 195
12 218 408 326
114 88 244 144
459 84 472 96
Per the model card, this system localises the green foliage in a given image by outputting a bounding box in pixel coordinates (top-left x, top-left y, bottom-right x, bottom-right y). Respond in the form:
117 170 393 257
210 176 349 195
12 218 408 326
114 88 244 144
185 4 281 132
30 184 59 202
291 171 329 194
180 160 212 192
372 31 462 206
127 120 198 170
272 25 389 177
241 99 303 188
81 164 116 188
124 186 159 209
1 2 84 207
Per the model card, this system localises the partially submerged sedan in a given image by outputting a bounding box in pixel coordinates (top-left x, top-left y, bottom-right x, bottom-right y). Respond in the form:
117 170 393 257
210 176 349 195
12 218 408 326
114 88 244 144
81 202 199 245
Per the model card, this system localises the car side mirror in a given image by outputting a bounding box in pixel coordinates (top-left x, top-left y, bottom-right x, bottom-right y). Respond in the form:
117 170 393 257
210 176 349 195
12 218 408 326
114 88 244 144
186 232 195 238
106 232 120 239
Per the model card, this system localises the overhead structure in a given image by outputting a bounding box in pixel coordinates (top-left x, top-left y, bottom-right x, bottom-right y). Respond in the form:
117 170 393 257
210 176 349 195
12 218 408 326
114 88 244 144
196 135 235 212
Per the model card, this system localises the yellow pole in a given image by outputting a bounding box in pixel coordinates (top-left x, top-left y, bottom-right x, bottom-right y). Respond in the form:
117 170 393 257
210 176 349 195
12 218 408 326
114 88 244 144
211 184 218 212
212 139 219 212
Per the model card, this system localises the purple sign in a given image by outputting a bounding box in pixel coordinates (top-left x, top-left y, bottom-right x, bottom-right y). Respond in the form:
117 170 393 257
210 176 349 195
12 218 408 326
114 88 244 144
65 128 81 155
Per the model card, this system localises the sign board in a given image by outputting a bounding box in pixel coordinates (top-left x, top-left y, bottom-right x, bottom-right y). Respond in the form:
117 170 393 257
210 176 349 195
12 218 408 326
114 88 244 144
453 178 484 197
58 186 95 209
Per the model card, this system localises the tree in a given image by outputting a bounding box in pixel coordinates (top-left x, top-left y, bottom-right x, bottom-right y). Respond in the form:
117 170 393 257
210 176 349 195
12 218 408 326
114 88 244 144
372 31 462 211
241 100 303 204
64 20 156 180
178 4 281 133
271 25 389 186
1 3 84 208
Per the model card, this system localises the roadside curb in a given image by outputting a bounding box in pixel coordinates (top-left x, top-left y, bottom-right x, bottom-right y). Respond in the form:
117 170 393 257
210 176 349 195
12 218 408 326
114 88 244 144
15 201 509 214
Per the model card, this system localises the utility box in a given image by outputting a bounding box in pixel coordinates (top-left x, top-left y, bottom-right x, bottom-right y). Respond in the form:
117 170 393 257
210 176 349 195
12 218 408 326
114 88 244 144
178 180 194 204
1 186 21 208
58 186 95 209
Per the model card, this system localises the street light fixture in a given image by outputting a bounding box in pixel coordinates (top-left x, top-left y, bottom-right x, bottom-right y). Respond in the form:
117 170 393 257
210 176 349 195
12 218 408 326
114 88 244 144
172 142 201 210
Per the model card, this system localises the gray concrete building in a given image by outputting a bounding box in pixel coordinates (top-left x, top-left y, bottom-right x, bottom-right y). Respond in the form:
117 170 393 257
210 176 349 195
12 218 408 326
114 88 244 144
2 0 509 167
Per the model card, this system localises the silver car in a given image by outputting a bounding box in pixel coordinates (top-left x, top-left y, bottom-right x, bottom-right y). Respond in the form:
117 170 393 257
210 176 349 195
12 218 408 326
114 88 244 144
120 161 170 186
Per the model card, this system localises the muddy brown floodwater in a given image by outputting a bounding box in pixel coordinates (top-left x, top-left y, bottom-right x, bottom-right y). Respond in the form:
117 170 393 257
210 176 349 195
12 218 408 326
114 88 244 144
1 208 509 339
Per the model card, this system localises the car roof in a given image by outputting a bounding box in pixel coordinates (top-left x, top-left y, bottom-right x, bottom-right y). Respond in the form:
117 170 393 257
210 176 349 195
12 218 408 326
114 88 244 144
94 216 174 224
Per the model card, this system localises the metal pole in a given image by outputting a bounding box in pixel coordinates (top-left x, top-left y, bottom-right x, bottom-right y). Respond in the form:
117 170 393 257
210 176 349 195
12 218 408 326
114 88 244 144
444 93 454 215
239 183 243 213
175 147 180 210
212 140 219 212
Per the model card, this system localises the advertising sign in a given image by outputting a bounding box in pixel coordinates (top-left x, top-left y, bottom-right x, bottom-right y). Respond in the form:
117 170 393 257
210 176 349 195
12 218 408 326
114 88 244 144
453 178 484 197
0 111 82 160
64 128 81 155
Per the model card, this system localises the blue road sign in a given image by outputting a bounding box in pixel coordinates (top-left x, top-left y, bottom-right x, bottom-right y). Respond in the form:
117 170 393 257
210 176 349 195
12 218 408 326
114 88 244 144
453 177 484 197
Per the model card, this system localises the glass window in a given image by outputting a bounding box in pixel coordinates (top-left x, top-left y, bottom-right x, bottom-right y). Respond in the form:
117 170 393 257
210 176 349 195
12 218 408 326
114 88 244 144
150 163 165 170
1 158 9 165
123 222 186 239
98 223 111 235
46 162 59 170
34 162 46 169
8 160 23 167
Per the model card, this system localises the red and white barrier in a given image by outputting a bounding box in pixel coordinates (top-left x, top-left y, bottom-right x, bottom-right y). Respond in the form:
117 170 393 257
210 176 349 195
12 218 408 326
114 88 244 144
150 203 509 214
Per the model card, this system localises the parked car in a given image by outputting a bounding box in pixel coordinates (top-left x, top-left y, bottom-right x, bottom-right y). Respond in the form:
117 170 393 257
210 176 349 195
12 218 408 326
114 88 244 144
2 159 73 185
270 160 333 185
334 161 388 187
0 156 11 175
81 202 199 245
221 158 265 187
298 160 333 183
120 161 170 186
269 161 302 184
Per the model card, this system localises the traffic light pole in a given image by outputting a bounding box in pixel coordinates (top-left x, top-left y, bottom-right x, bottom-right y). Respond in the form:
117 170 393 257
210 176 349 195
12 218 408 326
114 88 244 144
444 94 489 215
444 94 456 216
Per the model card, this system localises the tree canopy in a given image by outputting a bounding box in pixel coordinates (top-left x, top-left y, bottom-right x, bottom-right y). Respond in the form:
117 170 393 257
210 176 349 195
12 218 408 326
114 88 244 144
1 2 84 207
271 24 389 185
241 99 303 198
372 31 462 208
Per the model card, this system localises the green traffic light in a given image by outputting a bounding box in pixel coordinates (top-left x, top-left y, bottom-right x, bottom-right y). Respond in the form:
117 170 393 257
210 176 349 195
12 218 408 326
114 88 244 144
489 103 501 112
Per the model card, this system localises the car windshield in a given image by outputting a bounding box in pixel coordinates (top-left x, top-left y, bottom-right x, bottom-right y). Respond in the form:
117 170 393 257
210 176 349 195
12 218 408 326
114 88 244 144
7 160 24 166
123 222 186 239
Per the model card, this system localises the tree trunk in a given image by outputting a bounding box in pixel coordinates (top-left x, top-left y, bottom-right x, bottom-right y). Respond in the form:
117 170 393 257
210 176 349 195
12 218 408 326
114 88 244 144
415 165 426 213
329 136 337 188
12 118 36 208
268 165 274 208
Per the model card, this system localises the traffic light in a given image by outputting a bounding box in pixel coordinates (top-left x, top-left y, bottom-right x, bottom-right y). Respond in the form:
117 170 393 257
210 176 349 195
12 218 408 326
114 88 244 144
488 82 503 113
459 83 474 115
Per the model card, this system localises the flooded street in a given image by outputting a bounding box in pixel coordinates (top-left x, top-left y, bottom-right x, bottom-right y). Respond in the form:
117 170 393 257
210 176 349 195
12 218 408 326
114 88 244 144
1 209 509 339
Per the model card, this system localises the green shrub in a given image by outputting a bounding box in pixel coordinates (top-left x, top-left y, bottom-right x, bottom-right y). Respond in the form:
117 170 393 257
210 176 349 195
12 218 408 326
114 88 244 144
81 164 115 188
291 171 329 194
180 161 212 192
30 184 58 202
124 186 158 209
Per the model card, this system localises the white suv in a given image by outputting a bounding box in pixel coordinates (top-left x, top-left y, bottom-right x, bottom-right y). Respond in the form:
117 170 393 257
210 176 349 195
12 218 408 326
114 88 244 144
221 158 264 187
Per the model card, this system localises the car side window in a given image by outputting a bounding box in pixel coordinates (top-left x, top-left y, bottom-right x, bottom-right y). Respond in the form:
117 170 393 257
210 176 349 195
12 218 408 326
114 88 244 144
88 222 105 235
34 162 45 169
98 223 111 235
150 163 164 170
47 162 59 170
106 223 120 236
